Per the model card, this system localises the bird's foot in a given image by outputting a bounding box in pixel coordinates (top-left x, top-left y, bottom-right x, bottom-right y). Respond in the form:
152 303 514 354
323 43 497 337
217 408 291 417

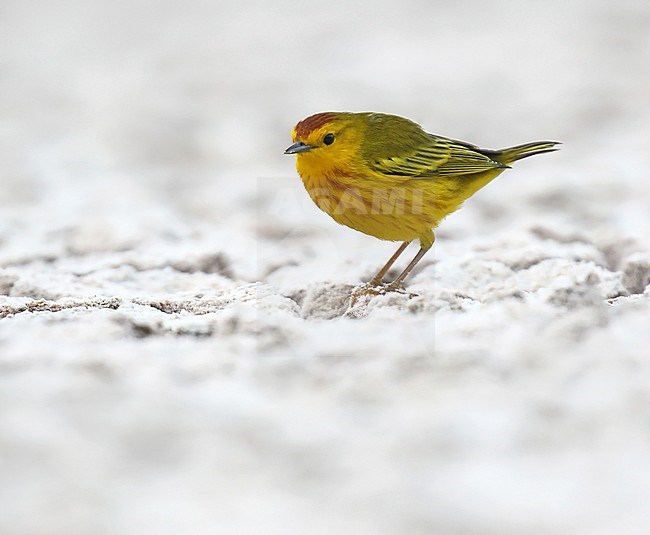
349 280 417 306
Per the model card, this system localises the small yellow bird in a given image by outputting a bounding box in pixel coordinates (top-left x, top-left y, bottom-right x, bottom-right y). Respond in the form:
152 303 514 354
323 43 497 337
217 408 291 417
285 112 559 291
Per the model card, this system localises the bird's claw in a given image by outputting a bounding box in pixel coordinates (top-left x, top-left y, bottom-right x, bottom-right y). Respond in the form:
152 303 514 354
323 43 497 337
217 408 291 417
349 280 417 305
384 281 407 293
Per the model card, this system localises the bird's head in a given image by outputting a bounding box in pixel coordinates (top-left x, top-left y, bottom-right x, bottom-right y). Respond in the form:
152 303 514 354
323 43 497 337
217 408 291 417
284 112 365 173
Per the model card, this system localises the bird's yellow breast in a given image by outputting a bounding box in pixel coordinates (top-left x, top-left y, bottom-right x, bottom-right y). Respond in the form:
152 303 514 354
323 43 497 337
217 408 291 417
298 163 434 248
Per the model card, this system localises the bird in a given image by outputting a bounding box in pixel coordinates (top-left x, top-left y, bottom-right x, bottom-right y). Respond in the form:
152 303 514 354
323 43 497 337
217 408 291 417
285 111 559 293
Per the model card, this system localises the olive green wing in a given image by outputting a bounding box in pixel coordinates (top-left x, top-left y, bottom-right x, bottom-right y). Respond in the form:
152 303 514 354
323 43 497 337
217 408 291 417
364 134 508 178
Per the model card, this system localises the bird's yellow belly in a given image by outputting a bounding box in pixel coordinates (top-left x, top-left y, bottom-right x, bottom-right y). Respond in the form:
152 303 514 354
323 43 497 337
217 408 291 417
300 173 444 245
300 167 505 248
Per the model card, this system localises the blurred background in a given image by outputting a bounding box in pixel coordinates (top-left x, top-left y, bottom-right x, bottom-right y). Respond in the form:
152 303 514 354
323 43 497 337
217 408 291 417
1 1 649 534
1 0 648 268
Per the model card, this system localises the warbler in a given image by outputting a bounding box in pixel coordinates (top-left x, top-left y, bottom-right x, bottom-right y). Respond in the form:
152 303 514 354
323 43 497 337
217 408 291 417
285 112 559 291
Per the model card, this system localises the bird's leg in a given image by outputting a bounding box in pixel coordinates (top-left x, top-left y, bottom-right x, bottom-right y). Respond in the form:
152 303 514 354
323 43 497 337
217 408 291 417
385 246 430 291
369 241 410 286
350 241 411 304
350 241 430 305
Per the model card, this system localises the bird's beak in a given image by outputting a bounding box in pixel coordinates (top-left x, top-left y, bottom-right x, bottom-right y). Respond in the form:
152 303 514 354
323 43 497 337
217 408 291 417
284 141 315 155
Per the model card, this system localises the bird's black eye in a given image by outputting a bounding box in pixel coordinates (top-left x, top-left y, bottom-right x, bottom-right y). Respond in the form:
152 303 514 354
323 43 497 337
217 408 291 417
323 133 335 145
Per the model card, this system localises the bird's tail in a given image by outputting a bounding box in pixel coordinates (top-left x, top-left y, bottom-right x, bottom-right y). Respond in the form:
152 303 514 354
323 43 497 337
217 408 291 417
489 141 561 166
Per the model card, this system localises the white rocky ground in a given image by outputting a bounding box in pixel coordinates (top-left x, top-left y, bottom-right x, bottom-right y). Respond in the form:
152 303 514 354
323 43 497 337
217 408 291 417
1 1 649 534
